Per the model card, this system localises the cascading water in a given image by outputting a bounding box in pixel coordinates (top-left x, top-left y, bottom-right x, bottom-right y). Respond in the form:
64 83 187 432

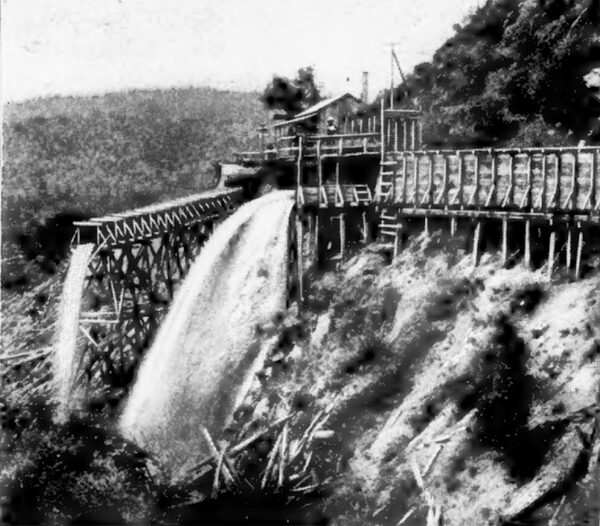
119 190 295 475
53 243 94 421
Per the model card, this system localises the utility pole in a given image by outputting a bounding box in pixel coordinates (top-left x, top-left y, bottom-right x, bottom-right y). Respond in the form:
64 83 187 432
387 42 403 109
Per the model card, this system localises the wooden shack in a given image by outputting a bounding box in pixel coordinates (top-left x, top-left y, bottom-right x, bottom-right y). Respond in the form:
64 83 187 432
272 93 362 139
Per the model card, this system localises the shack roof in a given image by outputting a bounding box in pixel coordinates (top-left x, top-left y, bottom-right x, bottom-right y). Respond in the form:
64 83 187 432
273 93 361 128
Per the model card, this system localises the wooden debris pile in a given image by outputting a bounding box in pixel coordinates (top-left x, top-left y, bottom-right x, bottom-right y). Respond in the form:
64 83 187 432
178 399 338 505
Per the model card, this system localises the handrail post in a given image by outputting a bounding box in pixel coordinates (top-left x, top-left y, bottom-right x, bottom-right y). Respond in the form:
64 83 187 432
296 136 303 208
572 152 578 210
317 139 323 207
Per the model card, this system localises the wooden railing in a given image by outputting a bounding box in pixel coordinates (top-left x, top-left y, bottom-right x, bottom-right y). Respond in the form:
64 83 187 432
299 183 373 207
382 147 600 216
236 106 424 162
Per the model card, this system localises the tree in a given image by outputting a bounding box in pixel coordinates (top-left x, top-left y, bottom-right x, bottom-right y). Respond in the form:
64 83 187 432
386 0 600 148
260 67 322 118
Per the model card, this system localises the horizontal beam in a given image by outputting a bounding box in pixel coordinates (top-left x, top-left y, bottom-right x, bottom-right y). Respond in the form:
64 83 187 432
73 187 243 246
390 206 600 223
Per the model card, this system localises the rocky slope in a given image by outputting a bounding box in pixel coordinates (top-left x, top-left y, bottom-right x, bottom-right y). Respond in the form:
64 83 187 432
242 233 600 525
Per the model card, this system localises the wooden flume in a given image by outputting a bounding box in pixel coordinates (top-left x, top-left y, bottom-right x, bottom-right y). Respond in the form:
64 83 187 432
67 95 600 406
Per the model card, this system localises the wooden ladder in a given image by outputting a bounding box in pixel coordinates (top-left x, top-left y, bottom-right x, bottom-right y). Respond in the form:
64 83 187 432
378 209 401 258
377 156 397 202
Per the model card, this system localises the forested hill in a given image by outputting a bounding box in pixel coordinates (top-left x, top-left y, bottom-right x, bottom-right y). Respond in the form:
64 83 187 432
2 87 265 232
388 0 600 148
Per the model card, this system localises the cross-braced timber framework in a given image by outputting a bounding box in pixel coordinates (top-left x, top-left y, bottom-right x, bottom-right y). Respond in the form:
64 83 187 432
70 189 243 398
66 101 600 404
234 100 600 272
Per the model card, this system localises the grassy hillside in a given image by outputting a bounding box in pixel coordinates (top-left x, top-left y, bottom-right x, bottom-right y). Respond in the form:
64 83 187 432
2 87 265 231
1 87 265 289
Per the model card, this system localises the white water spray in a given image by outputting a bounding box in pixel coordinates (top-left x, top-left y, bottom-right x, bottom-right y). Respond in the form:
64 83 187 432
53 243 94 421
119 190 295 474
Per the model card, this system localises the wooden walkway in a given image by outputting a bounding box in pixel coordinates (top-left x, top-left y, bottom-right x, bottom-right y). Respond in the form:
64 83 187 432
73 188 243 246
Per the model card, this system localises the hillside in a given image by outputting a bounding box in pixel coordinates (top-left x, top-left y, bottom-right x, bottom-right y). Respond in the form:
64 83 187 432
3 239 599 525
1 87 265 289
375 0 600 148
3 87 264 230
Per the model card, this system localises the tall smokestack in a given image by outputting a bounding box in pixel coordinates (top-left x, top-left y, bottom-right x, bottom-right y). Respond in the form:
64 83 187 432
361 71 369 103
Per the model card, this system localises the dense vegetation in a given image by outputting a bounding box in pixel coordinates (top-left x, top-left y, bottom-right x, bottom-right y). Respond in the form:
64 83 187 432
260 67 322 118
2 87 265 232
1 87 265 287
379 0 600 148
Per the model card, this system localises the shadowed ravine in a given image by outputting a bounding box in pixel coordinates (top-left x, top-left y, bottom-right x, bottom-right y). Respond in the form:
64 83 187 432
118 190 295 476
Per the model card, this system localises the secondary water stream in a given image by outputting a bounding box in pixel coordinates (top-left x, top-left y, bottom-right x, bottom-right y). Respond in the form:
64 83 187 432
53 243 95 422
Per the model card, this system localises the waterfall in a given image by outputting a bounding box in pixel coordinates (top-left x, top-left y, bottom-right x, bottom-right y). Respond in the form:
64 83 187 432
53 243 94 422
119 190 295 475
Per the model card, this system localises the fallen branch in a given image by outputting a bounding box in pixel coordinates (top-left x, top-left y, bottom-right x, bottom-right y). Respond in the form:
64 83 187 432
187 414 292 479
261 429 284 489
423 444 442 477
397 507 415 525
201 427 234 485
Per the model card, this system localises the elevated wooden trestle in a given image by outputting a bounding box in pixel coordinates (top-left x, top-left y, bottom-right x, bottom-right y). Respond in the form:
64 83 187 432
234 100 600 275
70 188 244 398
66 100 600 405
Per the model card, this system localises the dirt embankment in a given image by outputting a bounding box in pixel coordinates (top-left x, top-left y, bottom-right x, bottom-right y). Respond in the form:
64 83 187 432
243 233 600 525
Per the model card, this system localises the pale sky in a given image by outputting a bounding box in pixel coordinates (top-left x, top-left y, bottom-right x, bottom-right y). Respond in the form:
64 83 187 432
2 0 482 102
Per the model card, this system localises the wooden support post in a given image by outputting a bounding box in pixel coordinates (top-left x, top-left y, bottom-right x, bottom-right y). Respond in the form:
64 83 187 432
339 213 346 261
501 217 508 266
393 219 400 259
424 216 429 235
411 119 416 151
525 154 532 209
314 213 319 263
575 226 583 279
296 136 303 206
386 116 391 147
335 161 340 187
361 211 369 243
540 154 547 210
390 49 394 109
317 140 323 204
401 156 408 205
427 154 434 205
547 224 556 280
418 121 423 149
412 154 419 205
472 221 481 267
295 214 304 302
403 120 408 151
591 150 597 211
566 227 572 269
380 98 385 157
571 153 578 210
394 121 399 152
306 213 313 261
450 217 457 236
524 220 531 268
